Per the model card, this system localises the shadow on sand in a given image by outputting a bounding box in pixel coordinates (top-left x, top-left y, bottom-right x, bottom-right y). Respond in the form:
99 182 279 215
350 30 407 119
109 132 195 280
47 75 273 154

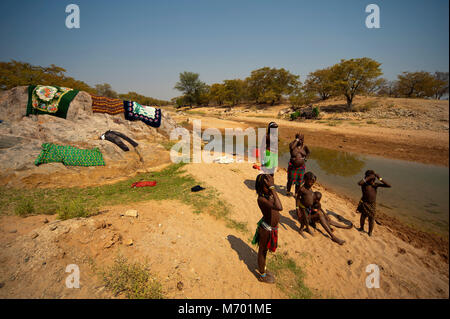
227 235 259 279
326 209 354 228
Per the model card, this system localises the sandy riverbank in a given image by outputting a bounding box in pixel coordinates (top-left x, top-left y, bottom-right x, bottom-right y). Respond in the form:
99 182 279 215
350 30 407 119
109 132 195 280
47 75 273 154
0 160 448 298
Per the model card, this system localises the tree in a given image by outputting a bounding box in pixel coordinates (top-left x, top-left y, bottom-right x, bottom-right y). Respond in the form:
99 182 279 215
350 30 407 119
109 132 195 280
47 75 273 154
304 68 334 100
0 60 95 93
396 71 436 98
222 79 247 106
174 72 207 107
366 77 387 95
246 67 300 105
95 83 118 98
289 86 316 110
209 83 226 105
118 91 169 106
376 80 399 97
432 71 449 100
329 58 383 110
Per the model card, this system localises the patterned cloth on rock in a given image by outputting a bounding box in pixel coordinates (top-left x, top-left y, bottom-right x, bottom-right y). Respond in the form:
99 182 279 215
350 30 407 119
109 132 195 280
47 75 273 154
356 200 376 219
27 85 79 119
91 95 125 115
123 101 162 128
288 162 305 186
35 143 105 167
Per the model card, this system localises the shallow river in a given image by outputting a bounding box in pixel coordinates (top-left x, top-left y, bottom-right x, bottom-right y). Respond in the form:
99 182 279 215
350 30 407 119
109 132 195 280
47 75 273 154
278 146 449 237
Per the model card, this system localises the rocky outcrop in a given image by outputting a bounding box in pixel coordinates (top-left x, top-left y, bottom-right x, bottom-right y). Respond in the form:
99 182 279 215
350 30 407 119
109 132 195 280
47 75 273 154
0 86 179 188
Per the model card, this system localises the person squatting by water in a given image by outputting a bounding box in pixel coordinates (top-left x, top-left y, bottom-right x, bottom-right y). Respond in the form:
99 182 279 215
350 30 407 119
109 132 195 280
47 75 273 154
261 122 279 177
296 172 346 245
286 133 310 197
252 173 283 283
356 170 391 236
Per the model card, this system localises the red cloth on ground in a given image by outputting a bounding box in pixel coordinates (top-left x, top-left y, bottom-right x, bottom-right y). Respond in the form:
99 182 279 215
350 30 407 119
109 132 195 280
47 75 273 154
131 181 157 188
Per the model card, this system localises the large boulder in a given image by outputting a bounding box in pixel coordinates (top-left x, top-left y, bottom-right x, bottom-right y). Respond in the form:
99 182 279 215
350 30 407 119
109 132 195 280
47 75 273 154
0 86 179 188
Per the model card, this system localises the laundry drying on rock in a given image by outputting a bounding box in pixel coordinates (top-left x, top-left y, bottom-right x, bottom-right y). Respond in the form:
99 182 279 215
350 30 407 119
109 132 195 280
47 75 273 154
27 85 79 119
35 143 105 167
100 130 138 152
124 101 162 128
90 95 125 115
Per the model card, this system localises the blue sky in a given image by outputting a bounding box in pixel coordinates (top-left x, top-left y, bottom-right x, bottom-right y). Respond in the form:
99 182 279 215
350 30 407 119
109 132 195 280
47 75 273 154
0 0 448 100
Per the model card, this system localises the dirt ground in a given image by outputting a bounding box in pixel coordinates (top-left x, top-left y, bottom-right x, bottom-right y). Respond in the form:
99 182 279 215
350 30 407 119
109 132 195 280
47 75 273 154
0 162 448 299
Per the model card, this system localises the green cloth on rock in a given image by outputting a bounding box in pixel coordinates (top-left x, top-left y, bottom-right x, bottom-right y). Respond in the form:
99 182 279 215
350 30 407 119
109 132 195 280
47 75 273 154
27 85 79 119
35 143 105 167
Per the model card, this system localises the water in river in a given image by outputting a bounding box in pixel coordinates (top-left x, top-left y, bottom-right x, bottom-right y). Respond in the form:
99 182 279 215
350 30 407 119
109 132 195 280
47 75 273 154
279 146 449 236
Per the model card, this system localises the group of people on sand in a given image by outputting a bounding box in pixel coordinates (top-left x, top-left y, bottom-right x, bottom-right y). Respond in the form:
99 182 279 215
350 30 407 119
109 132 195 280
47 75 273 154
253 122 391 284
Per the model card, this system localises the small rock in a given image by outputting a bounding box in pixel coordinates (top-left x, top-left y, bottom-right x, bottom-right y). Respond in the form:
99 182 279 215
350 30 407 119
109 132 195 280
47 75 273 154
24 256 30 263
122 210 138 218
177 281 184 291
43 218 49 224
42 262 46 266
125 239 133 246
398 247 406 254
95 221 107 229
31 232 39 239
347 260 353 266
9 229 17 234
0 282 4 288
50 225 57 231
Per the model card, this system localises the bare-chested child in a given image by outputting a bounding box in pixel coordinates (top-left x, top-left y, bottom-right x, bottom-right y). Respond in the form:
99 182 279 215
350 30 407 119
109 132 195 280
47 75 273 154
356 170 391 236
251 174 283 283
296 172 345 245
286 133 310 196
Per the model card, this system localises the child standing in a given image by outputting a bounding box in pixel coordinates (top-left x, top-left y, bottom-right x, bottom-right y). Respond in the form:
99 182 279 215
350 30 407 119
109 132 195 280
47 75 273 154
252 174 283 283
357 170 391 236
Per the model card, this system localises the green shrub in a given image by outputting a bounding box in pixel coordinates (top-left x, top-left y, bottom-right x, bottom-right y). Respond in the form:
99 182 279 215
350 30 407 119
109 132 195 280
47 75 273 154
312 106 320 118
57 199 91 220
290 111 301 120
14 198 35 217
101 255 163 299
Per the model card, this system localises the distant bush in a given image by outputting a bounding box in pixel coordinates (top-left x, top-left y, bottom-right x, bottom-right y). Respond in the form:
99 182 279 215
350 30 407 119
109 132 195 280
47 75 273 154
290 111 301 120
119 91 170 106
353 101 378 112
312 106 320 118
